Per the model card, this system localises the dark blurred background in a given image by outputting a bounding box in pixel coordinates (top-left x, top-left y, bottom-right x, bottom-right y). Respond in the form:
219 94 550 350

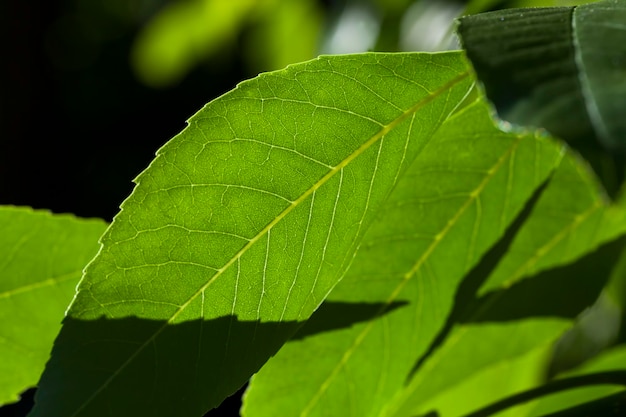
0 0 589 415
1 0 471 223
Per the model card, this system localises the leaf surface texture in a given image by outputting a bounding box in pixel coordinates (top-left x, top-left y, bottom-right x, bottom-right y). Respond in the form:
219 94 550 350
30 52 473 417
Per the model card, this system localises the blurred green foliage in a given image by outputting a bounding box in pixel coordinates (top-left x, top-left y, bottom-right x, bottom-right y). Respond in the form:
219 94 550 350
128 0 597 88
131 0 324 87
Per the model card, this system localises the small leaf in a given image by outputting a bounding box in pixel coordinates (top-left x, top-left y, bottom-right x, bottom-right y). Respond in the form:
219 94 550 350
29 52 474 417
0 207 105 406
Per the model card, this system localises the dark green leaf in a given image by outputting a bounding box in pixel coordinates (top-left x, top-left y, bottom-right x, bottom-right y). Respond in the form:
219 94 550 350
458 0 626 154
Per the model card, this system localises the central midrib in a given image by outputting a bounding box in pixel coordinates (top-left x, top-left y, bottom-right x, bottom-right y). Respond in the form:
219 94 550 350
68 69 471 416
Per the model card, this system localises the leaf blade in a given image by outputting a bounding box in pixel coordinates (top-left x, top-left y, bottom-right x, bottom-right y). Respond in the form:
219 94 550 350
30 52 474 417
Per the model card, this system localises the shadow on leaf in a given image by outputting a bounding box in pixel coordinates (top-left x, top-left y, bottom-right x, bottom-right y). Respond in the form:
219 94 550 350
31 301 406 417
463 235 626 323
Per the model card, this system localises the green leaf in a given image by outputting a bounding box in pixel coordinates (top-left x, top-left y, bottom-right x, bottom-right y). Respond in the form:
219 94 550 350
534 392 626 417
242 98 567 417
573 0 626 151
523 345 626 417
457 0 626 153
478 153 626 295
29 52 474 417
243 94 626 417
131 0 258 87
0 207 105 406
394 235 626 417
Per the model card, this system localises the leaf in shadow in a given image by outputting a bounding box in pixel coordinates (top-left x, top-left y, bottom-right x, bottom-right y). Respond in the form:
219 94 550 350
458 7 589 146
30 302 404 417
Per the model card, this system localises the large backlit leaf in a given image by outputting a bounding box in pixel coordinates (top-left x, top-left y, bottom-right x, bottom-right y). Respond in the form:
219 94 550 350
242 99 567 417
0 207 105 406
458 0 626 153
29 52 474 417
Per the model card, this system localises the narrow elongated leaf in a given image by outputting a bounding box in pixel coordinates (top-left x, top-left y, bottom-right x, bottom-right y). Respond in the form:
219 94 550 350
0 207 105 406
524 345 626 417
458 0 626 152
30 53 474 417
242 99 566 417
391 236 625 417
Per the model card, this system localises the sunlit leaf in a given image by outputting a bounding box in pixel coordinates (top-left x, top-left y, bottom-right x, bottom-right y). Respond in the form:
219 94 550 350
243 96 626 417
391 233 625 417
413 345 552 417
0 207 105 406
479 154 626 294
29 52 474 417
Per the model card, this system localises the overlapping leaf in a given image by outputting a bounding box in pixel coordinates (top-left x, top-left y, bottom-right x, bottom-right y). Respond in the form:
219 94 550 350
242 99 570 417
0 207 105 406
29 52 474 417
